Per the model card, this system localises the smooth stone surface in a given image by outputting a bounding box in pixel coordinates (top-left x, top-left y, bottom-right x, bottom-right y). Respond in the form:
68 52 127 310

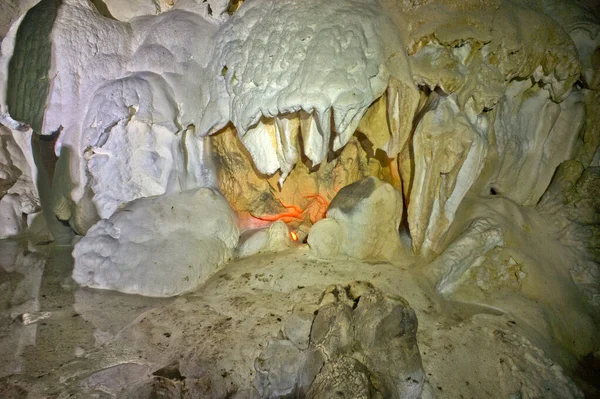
308 177 404 260
72 188 239 297
235 220 296 259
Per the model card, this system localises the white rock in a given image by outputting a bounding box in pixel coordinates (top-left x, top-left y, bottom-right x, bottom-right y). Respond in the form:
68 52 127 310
0 125 41 238
306 218 343 259
72 188 239 297
0 0 595 265
408 95 487 255
32 0 223 233
430 218 504 295
202 0 410 175
491 80 584 205
239 118 280 176
308 177 404 260
235 220 296 259
19 311 50 326
102 0 173 21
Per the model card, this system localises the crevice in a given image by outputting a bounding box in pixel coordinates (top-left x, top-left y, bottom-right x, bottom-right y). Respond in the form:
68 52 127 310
152 362 185 381
227 0 245 15
90 0 116 20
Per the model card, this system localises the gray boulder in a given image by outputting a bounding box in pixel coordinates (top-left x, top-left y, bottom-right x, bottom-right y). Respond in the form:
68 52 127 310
254 281 424 398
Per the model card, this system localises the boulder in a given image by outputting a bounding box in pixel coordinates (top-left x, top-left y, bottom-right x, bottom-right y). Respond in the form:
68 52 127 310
72 188 239 297
235 220 296 259
254 281 424 398
308 177 403 260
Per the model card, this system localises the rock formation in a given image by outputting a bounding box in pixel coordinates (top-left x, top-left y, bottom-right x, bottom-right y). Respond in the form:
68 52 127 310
254 282 424 398
72 188 239 297
0 0 599 397
1 0 598 252
0 126 42 238
308 177 404 260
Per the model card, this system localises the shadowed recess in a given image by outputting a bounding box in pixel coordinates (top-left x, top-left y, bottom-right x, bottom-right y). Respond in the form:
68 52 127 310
6 0 61 134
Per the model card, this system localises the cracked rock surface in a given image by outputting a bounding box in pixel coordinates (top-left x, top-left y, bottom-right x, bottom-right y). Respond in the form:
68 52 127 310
255 281 424 399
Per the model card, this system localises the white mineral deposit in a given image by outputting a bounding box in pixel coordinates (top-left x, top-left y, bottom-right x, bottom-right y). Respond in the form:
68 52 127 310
0 0 599 397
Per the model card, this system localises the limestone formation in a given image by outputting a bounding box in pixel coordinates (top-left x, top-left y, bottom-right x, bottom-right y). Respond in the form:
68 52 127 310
1 0 597 257
431 218 504 295
538 161 600 308
408 95 487 255
235 220 297 259
1 0 227 234
490 81 584 206
72 188 239 297
308 177 404 260
0 126 42 238
101 0 174 21
254 282 424 398
0 0 599 396
211 124 397 231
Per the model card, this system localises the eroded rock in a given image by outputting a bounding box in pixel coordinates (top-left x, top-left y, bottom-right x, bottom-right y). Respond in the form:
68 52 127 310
254 281 424 399
72 188 239 297
538 162 600 309
308 177 404 260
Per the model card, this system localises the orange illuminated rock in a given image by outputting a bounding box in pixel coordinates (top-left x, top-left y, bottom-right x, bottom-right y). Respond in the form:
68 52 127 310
210 124 400 231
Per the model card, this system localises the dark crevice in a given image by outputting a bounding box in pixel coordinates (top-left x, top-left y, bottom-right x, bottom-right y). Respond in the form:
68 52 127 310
152 363 185 381
55 217 70 227
573 78 586 90
90 0 116 20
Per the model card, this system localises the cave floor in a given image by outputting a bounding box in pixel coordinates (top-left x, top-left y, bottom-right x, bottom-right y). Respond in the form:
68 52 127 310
0 215 598 398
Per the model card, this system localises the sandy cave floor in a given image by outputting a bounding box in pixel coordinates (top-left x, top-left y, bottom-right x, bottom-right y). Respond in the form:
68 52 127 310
0 196 600 398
